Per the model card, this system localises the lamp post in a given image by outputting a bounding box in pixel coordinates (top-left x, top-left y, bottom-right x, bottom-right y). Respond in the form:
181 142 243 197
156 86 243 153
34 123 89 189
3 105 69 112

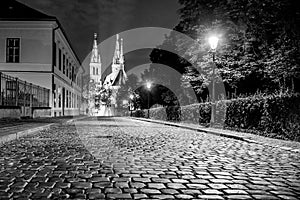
208 36 219 127
146 81 152 118
129 94 134 117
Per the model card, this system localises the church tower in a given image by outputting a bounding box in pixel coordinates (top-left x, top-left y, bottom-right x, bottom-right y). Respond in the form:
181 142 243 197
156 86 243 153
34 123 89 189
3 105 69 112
90 33 102 84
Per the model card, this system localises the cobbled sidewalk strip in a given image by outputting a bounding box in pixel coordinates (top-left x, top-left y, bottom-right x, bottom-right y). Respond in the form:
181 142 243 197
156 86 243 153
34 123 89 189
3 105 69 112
0 116 88 145
0 123 55 145
131 117 300 153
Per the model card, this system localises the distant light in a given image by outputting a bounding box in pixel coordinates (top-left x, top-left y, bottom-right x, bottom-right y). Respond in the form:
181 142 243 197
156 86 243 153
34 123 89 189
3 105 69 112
208 36 219 50
146 81 152 90
129 94 134 99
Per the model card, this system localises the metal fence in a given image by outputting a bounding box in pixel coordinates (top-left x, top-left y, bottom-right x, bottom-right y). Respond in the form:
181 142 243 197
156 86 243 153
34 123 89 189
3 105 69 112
0 72 49 107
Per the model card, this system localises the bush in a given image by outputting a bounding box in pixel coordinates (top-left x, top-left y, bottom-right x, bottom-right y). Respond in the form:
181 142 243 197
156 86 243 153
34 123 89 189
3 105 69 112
131 110 146 118
149 107 167 120
138 92 300 141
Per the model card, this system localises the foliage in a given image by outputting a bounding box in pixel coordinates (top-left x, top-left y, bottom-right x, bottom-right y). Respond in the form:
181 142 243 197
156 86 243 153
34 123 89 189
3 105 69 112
96 87 113 107
138 92 300 141
149 0 300 97
115 74 142 109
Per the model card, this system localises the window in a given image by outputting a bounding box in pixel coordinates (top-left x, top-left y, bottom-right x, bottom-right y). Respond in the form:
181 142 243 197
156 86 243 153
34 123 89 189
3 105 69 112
53 84 56 108
69 63 72 79
93 67 95 75
63 54 66 74
66 59 69 76
72 66 75 81
53 42 57 67
96 68 98 75
58 49 62 71
66 90 68 108
6 38 20 63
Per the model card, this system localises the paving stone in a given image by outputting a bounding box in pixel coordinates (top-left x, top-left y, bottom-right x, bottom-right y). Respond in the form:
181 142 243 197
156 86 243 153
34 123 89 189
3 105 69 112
148 183 166 189
278 195 299 200
167 183 186 189
190 179 209 184
133 194 148 199
224 189 248 194
161 188 179 194
124 188 138 193
93 181 112 188
151 194 175 199
186 183 208 189
181 189 202 195
141 189 161 194
203 189 223 195
151 178 171 183
107 193 132 199
130 182 146 188
171 178 189 183
88 193 105 199
226 195 253 199
252 195 280 199
104 187 122 193
175 194 194 199
198 194 224 199
115 181 129 188
211 178 233 184
72 182 92 189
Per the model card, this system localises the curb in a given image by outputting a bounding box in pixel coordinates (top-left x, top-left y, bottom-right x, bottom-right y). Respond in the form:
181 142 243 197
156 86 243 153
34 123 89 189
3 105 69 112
130 117 300 152
0 123 55 145
131 117 248 142
0 116 88 145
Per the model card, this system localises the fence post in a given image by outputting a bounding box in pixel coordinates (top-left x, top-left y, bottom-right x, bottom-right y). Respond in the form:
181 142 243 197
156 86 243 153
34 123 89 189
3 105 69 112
30 83 33 117
15 78 19 106
0 72 2 106
23 82 27 116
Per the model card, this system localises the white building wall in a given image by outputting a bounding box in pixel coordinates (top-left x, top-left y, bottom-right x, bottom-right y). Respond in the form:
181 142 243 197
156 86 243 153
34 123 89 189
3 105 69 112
0 21 84 117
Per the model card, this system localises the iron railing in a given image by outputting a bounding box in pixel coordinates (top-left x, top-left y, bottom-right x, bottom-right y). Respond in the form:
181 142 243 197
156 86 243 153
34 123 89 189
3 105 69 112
0 72 49 107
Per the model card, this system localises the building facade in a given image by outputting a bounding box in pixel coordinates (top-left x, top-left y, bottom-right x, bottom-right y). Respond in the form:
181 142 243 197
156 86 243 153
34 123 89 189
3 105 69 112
0 0 85 117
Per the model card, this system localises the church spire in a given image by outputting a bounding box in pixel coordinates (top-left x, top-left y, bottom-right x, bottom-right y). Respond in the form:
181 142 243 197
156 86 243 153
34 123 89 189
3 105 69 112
120 38 124 64
89 32 102 83
113 34 120 65
91 33 101 63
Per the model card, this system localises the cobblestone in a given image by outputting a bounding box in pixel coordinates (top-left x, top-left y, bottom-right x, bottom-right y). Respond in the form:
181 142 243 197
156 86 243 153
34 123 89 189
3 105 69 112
0 117 299 199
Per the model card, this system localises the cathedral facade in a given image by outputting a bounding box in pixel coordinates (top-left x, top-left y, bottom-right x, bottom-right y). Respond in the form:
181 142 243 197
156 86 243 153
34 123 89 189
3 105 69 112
89 33 127 116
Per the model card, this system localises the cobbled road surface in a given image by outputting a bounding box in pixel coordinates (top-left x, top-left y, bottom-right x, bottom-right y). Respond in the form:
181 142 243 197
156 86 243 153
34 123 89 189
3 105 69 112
0 117 299 199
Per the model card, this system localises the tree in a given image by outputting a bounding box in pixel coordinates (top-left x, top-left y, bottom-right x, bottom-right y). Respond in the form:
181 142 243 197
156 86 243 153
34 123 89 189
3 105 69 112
115 74 141 108
149 0 300 99
175 0 300 94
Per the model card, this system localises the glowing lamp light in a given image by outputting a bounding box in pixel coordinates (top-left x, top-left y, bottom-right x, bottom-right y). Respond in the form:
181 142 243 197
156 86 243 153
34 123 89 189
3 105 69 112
146 81 152 90
129 94 134 100
208 36 219 50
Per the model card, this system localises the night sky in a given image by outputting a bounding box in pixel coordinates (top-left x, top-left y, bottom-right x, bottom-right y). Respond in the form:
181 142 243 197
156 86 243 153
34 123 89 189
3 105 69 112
18 0 181 76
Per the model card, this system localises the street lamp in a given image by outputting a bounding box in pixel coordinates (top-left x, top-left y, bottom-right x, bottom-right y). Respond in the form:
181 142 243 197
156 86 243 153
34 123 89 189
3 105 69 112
208 36 219 127
146 81 152 118
129 94 134 117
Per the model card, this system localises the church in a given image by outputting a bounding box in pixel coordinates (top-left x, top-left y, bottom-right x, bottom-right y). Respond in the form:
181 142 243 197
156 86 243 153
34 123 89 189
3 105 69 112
89 33 127 116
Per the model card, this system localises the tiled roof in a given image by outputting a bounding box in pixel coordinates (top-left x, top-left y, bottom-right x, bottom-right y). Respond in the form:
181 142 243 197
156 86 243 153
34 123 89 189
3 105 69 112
0 0 56 21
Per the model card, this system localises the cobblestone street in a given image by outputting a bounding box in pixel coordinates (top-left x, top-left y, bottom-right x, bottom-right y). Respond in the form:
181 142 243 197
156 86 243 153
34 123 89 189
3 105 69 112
0 117 299 199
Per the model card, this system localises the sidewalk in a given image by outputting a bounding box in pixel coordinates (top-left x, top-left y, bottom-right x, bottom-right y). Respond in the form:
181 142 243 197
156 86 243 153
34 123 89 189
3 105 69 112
0 116 86 144
131 117 300 153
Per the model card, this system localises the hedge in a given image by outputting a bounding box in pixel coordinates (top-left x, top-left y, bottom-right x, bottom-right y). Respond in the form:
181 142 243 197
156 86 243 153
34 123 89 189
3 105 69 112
130 92 300 141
